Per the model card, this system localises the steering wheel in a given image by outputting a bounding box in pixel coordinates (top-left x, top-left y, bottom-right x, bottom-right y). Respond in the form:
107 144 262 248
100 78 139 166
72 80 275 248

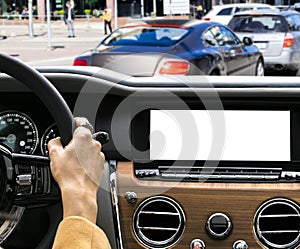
0 53 75 247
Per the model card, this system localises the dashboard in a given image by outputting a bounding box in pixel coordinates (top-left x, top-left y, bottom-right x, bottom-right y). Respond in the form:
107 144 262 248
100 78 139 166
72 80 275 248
0 109 59 155
2 67 300 249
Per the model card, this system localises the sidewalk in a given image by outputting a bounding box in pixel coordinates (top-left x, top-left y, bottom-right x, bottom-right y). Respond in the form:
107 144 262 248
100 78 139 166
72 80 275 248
0 19 106 66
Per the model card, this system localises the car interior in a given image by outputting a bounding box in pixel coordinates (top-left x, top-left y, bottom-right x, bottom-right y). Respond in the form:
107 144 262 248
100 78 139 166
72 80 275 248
1 53 300 249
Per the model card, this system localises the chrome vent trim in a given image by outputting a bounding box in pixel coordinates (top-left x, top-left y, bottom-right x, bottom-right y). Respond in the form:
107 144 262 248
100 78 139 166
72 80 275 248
158 166 281 181
254 198 300 249
133 196 185 249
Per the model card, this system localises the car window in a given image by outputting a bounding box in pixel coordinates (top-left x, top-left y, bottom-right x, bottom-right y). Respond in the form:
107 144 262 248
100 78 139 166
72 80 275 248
101 26 189 46
285 14 300 31
257 7 272 9
208 26 225 45
229 15 287 33
204 25 239 46
202 28 219 46
217 8 233 16
235 7 253 13
218 26 240 45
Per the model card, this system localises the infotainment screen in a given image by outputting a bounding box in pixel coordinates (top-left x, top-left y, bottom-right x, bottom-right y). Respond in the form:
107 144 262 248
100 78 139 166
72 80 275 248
150 110 290 161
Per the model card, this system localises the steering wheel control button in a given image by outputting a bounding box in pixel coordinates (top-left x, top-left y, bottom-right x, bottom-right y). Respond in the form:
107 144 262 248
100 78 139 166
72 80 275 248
16 174 32 186
92 131 110 145
233 240 248 249
206 213 232 239
15 164 51 196
190 239 205 249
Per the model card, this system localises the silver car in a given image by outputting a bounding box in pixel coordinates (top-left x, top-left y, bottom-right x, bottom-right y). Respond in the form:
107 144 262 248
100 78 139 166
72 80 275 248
228 10 300 75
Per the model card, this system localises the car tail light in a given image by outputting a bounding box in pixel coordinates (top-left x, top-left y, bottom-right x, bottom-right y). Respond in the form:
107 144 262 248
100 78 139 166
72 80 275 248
159 61 190 75
283 33 295 48
73 59 89 66
203 17 210 21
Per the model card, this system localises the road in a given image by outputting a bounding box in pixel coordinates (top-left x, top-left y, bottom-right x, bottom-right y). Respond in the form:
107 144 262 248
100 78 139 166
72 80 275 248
0 19 105 66
0 20 298 76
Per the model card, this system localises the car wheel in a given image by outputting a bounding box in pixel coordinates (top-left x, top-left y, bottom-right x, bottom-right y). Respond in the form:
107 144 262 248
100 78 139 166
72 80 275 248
210 69 219 75
288 69 298 76
255 59 264 76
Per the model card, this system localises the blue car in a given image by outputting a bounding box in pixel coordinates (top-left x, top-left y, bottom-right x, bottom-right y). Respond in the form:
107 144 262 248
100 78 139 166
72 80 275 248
74 19 264 76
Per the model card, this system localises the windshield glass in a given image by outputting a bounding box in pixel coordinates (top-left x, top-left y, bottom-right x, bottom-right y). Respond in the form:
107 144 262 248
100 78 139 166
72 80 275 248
285 14 300 31
229 15 287 33
100 26 189 47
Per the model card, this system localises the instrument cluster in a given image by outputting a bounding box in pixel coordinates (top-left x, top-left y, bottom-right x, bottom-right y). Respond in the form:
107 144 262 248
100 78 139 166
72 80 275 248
0 110 59 155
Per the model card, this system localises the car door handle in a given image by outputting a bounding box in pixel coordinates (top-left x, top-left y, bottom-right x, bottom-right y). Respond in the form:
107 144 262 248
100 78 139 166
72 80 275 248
221 49 236 57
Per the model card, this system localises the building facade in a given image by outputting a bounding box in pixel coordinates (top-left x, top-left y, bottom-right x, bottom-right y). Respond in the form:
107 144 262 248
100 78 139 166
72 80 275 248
0 0 297 21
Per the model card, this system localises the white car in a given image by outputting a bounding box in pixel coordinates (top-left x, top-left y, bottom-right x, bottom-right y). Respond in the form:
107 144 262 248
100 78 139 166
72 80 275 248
203 3 278 25
228 9 300 75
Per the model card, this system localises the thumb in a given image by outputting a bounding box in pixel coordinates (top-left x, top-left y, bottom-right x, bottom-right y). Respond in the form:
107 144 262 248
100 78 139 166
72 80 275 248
48 137 64 156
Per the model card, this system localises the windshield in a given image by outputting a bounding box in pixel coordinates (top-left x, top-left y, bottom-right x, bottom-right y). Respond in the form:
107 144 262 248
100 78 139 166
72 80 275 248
285 14 300 31
100 26 189 47
229 15 287 33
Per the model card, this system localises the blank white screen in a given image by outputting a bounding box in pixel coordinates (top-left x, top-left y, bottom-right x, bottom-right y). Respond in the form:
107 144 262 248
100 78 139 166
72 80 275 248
150 110 290 161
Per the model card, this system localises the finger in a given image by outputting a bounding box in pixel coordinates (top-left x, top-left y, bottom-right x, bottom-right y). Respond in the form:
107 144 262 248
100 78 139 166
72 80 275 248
48 137 63 155
93 140 102 151
74 117 94 132
100 151 105 161
74 117 90 127
74 125 93 141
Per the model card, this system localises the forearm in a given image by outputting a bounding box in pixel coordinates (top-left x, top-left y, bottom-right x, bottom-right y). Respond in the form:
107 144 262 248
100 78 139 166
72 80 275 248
52 216 111 249
61 188 98 224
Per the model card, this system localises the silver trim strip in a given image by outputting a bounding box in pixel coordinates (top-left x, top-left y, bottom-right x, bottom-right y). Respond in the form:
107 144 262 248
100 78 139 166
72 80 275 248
109 160 124 249
139 211 180 216
139 227 178 231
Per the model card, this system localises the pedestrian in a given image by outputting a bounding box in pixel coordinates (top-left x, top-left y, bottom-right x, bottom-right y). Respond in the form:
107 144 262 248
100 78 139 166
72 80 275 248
21 6 29 19
196 5 203 20
64 1 75 38
103 7 112 35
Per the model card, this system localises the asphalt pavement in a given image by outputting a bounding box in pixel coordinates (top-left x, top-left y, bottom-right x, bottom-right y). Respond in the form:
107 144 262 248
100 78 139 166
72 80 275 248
0 18 106 66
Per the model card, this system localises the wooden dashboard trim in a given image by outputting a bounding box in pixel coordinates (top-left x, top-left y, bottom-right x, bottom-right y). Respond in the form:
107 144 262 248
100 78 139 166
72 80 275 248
117 162 300 191
116 161 300 248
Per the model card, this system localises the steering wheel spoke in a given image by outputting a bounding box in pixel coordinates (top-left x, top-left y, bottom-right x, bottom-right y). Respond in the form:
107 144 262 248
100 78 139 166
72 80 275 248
12 153 60 207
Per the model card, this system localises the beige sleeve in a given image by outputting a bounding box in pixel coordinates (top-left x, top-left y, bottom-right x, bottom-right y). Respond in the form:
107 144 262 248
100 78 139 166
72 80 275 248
52 216 112 249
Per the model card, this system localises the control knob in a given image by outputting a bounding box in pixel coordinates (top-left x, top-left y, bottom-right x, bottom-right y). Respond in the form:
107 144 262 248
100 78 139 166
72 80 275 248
206 213 232 239
233 240 248 249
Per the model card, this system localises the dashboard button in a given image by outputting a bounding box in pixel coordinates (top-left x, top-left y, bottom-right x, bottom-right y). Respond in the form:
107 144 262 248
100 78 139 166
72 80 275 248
284 173 294 180
206 213 232 239
190 239 205 249
233 240 248 249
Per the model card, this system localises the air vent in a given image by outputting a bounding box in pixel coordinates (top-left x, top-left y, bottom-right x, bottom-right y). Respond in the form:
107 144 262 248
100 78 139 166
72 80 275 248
159 166 281 181
254 198 300 249
133 196 185 249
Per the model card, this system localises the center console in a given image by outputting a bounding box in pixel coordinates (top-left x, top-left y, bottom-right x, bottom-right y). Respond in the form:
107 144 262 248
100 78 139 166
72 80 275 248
116 93 300 249
131 101 300 183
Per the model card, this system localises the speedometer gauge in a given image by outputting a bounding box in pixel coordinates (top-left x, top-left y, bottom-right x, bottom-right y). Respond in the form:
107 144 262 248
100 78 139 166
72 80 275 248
0 111 38 154
41 124 59 155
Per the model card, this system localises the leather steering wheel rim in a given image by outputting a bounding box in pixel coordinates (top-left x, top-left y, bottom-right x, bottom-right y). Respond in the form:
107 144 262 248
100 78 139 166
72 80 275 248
0 53 75 146
0 53 75 248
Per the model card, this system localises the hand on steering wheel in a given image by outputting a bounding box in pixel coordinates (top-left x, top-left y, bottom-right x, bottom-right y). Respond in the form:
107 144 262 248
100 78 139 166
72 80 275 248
48 117 105 224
